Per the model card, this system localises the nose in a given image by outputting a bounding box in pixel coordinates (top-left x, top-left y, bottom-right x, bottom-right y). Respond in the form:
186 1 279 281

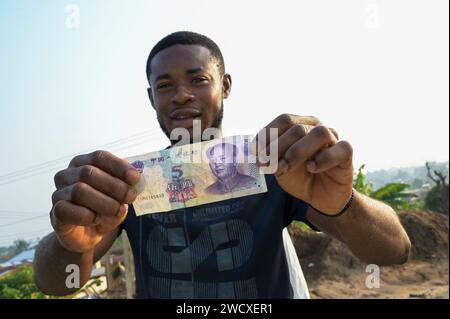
171 85 195 105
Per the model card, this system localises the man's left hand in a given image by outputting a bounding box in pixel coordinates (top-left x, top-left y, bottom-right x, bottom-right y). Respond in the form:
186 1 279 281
255 114 354 215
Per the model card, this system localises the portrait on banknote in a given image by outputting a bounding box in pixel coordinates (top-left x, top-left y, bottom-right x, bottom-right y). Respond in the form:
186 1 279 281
204 142 258 195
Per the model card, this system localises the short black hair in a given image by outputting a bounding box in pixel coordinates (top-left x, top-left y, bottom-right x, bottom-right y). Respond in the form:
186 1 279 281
207 143 238 160
146 31 225 81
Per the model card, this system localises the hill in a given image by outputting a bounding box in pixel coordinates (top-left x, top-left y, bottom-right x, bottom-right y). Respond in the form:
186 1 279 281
291 210 449 298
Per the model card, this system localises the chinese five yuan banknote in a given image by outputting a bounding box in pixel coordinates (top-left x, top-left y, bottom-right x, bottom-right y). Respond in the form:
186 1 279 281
125 135 268 216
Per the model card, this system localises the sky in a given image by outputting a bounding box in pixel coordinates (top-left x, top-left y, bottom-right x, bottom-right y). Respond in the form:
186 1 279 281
0 0 448 247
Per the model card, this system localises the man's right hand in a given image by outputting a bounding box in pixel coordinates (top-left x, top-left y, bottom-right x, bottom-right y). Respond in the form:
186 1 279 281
50 150 140 253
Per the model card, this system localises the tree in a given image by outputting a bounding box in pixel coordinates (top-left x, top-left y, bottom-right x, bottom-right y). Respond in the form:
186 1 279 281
424 162 449 214
0 265 48 299
12 239 30 256
354 165 373 196
354 165 421 211
371 183 421 210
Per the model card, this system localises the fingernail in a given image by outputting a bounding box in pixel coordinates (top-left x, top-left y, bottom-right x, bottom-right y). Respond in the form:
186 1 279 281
117 205 127 217
127 168 141 184
307 161 316 172
126 189 137 203
277 159 289 175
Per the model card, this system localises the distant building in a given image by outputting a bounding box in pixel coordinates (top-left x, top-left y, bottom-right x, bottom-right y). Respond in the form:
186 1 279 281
0 248 35 269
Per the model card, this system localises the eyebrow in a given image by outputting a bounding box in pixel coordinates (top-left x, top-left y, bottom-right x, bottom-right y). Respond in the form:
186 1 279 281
154 73 170 82
186 67 204 74
154 68 205 83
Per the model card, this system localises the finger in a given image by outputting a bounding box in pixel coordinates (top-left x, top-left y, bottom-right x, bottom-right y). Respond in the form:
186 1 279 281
306 140 353 173
69 150 140 186
251 114 322 153
329 128 339 140
54 165 137 204
276 125 338 175
51 200 99 230
94 204 129 234
258 124 315 164
51 201 127 233
52 182 122 217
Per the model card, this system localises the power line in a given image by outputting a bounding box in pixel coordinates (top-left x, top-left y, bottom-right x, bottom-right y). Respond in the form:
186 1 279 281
0 214 48 228
0 137 156 185
0 129 156 181
0 130 162 185
0 210 48 221
0 210 47 216
0 231 51 247
0 228 51 240
0 128 159 182
0 214 46 221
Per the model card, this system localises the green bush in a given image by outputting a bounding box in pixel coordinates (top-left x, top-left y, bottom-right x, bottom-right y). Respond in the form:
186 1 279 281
425 185 449 214
0 265 55 299
354 165 422 211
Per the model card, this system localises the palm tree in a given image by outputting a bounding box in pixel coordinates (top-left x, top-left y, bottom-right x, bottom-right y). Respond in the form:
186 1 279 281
354 165 420 211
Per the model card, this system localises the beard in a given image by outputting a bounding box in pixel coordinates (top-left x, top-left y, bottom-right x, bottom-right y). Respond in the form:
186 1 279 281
157 103 224 144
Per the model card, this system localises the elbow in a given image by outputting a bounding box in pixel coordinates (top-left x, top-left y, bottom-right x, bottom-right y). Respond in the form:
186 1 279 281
354 233 412 266
34 271 79 297
397 234 411 265
33 256 79 297
369 234 412 266
389 230 412 265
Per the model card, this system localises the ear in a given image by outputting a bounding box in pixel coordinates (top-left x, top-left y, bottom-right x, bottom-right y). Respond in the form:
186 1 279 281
222 74 232 99
147 87 155 110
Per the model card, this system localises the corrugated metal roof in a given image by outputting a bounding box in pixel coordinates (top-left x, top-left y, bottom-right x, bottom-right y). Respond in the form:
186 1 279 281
0 248 35 268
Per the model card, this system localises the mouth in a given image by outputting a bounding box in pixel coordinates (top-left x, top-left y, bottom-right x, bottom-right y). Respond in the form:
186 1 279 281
215 167 226 174
169 108 202 129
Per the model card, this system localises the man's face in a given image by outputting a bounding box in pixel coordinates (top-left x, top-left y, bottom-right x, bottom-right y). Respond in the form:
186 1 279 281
148 44 231 142
208 144 238 180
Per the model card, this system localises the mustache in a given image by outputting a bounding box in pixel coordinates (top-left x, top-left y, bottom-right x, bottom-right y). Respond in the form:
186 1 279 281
157 104 224 143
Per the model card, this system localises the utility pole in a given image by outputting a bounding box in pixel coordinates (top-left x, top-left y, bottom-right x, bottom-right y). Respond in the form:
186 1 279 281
104 251 114 292
122 231 136 299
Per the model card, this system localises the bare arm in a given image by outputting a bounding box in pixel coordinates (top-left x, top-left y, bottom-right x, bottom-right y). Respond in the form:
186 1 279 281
306 191 411 265
256 114 411 266
33 150 140 296
34 228 119 296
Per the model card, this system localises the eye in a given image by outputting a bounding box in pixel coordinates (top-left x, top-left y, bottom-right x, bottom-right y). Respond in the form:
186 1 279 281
157 82 172 90
192 77 208 84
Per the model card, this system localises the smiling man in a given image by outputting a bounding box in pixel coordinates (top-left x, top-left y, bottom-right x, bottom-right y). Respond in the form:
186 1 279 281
34 31 411 299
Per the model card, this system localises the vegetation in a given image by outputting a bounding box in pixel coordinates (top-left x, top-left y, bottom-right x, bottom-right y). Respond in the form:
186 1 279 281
0 264 102 299
0 239 32 263
354 165 423 211
0 265 52 299
291 161 449 231
366 161 448 190
424 162 449 214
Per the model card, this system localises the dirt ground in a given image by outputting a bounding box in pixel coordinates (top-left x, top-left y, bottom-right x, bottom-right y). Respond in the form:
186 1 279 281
291 210 449 299
101 210 448 299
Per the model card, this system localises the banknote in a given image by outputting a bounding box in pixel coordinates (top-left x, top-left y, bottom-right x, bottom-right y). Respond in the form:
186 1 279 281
125 135 268 216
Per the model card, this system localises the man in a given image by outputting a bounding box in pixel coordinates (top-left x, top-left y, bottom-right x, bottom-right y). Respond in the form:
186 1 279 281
205 142 257 195
34 31 411 298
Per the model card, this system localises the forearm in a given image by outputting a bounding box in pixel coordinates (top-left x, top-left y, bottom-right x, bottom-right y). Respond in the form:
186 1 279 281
33 232 94 296
306 191 411 265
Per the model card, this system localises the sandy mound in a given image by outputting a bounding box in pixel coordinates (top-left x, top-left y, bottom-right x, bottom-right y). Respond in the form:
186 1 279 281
290 211 449 299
